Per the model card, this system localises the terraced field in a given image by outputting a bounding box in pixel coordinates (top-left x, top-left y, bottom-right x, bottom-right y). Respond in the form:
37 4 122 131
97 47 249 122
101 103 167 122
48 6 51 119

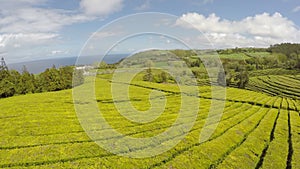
247 75 300 99
248 69 298 77
0 76 299 168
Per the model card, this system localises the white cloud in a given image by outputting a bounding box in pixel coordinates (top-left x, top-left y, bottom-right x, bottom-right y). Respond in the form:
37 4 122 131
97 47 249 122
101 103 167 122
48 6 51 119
135 0 150 11
176 12 300 48
0 34 13 47
0 0 123 35
0 0 47 9
292 6 300 12
93 30 124 39
51 50 69 55
0 33 58 49
241 12 298 39
80 0 123 16
176 13 233 33
0 33 60 63
0 8 93 34
0 0 124 62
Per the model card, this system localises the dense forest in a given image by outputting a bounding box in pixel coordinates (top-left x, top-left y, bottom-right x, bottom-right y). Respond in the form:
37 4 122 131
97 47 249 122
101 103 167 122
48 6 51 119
0 64 84 98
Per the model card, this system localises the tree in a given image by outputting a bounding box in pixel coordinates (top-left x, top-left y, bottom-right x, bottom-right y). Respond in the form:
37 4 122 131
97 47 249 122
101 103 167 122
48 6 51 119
9 70 22 94
18 66 35 94
9 70 21 83
94 61 108 69
217 70 226 87
0 68 16 98
59 66 73 89
160 71 168 83
73 69 84 87
191 58 201 67
143 68 153 82
235 67 249 89
153 71 169 83
0 79 15 97
0 65 84 98
226 71 233 86
217 67 232 87
36 67 60 92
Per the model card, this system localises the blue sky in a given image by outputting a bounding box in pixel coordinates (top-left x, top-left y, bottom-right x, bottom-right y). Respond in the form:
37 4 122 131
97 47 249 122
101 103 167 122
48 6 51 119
0 0 299 63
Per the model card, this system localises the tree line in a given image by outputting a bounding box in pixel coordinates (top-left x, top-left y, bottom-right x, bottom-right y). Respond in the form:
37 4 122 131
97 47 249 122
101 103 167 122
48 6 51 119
142 43 300 89
0 65 84 98
217 61 249 88
217 43 300 88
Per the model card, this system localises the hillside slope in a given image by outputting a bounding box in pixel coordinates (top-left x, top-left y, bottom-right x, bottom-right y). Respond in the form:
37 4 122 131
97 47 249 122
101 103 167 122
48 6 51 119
0 77 299 168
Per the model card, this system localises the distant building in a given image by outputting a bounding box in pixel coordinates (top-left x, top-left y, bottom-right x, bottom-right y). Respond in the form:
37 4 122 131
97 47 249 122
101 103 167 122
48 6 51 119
75 65 95 76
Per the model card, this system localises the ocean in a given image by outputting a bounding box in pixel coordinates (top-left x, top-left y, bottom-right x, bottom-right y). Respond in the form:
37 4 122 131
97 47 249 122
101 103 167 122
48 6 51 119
7 54 128 74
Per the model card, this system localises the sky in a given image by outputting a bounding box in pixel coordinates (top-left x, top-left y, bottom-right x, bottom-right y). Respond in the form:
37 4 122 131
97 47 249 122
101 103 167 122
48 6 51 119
0 0 300 63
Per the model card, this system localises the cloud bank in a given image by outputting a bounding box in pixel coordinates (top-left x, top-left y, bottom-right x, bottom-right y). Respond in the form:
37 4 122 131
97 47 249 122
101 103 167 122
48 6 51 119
0 0 124 62
80 0 123 16
176 12 300 48
1 0 300 62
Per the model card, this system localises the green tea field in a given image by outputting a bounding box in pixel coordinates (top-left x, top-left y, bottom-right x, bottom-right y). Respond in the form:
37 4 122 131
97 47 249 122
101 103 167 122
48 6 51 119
1 0 300 168
1 75 299 168
248 75 300 99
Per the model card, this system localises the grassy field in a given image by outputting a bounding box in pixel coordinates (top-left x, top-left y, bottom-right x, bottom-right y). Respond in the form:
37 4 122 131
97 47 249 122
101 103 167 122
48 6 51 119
198 53 250 60
0 73 299 168
245 52 273 58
